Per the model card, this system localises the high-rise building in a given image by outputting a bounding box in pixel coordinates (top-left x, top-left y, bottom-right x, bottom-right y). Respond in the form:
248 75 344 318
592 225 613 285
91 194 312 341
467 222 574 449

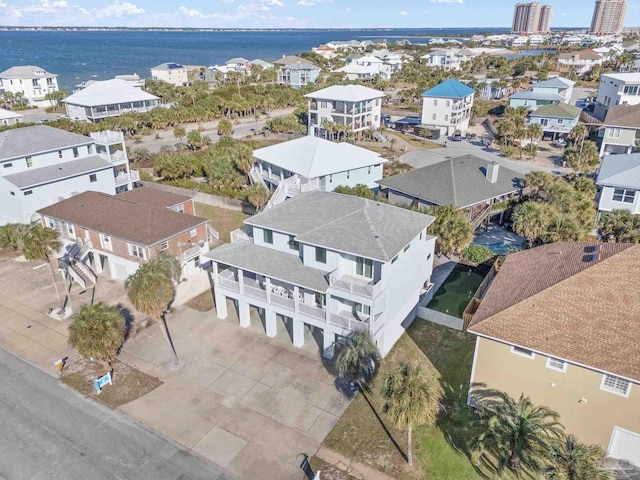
590 0 627 35
512 2 552 34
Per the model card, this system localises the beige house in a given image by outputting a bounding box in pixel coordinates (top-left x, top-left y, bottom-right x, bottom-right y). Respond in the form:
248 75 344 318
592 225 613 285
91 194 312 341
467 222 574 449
466 242 640 467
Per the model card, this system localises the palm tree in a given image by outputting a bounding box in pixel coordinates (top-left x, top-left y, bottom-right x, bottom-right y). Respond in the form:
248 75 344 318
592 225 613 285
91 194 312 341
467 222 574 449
246 185 271 212
173 125 186 144
381 362 442 465
546 434 609 480
474 393 564 476
523 171 553 198
334 330 381 391
568 124 588 162
125 257 179 365
68 302 126 372
512 201 551 243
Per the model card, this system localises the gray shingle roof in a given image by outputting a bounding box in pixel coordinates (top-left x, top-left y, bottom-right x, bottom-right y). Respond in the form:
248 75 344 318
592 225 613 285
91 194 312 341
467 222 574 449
0 125 93 161
377 155 523 208
596 153 640 189
3 156 112 189
0 65 57 79
510 90 566 102
204 242 330 292
245 191 434 262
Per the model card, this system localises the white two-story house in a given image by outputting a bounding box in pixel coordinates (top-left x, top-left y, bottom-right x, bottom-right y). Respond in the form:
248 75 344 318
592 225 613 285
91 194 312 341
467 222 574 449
596 153 640 217
0 65 59 107
150 63 188 87
0 126 138 225
420 48 476 71
204 191 436 358
306 85 385 137
335 55 392 81
593 73 640 121
420 79 475 136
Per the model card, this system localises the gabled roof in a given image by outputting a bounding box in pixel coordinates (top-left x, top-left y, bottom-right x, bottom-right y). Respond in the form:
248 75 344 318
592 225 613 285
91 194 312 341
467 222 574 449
253 136 384 179
2 156 112 189
377 155 522 208
558 50 602 60
226 57 250 65
510 90 566 102
528 102 582 119
152 63 184 71
285 62 320 71
245 191 434 262
0 125 93 161
467 243 640 382
0 108 23 120
603 104 640 129
421 79 475 99
64 79 159 107
250 59 274 68
0 65 57 79
596 153 640 189
116 186 193 208
38 191 208 247
304 85 385 102
273 55 308 65
533 76 575 88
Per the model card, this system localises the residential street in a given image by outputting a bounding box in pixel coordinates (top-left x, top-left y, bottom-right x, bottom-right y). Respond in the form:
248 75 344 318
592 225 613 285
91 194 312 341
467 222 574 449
0 348 232 480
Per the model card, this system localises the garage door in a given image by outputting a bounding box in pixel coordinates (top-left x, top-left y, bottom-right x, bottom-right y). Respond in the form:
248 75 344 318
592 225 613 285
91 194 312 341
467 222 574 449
609 427 640 467
112 262 129 281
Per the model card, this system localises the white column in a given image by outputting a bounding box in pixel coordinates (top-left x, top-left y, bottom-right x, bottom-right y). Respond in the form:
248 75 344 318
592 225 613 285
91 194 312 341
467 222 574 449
238 301 250 328
238 269 245 294
323 330 336 359
292 318 304 348
212 262 219 286
266 277 272 304
294 286 299 313
93 253 102 274
265 310 277 337
215 290 228 319
325 294 331 323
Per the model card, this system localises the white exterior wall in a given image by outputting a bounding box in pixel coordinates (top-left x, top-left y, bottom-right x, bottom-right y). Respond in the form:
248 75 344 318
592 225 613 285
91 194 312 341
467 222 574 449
151 67 188 87
309 98 383 132
594 75 640 119
599 127 638 156
323 164 384 190
0 74 59 105
66 104 88 122
2 143 94 172
598 185 640 215
420 94 474 135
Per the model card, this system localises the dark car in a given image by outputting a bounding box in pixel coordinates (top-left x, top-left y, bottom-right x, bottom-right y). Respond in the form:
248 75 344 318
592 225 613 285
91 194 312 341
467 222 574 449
452 132 463 141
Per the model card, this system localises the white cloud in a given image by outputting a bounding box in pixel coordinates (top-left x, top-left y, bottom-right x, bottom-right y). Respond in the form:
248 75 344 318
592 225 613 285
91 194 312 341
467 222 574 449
95 1 145 18
430 0 463 3
297 0 333 6
400 10 407 15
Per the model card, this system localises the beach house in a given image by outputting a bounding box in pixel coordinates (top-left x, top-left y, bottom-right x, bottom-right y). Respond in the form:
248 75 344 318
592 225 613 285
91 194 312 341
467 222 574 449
557 50 604 75
420 79 475 136
527 103 582 140
595 153 640 217
509 77 574 111
599 104 640 156
277 62 320 89
203 191 436 357
0 108 23 126
0 65 59 107
420 48 476 71
593 73 640 121
150 63 189 87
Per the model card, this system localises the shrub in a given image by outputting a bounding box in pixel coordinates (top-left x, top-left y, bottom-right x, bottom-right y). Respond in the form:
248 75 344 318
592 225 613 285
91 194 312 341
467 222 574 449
461 245 494 264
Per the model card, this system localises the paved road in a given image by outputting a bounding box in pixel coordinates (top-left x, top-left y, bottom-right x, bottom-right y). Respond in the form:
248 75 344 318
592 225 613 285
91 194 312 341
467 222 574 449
0 348 234 480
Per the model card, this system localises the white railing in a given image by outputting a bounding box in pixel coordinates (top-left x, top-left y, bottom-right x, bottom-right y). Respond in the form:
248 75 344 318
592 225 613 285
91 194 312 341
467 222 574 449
99 150 128 165
329 312 370 332
329 271 383 298
208 225 220 242
90 130 124 145
181 244 204 264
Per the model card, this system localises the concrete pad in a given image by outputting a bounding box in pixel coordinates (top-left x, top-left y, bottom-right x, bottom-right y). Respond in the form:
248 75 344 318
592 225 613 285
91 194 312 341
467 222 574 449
230 352 277 381
270 394 322 433
227 443 301 480
179 357 227 388
192 427 247 468
210 369 256 400
212 403 271 442
306 411 340 442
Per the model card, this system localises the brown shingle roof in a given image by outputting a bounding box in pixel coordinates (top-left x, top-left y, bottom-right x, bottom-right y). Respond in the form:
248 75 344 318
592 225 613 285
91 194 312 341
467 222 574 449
116 186 193 208
38 191 208 246
468 243 640 381
603 104 640 129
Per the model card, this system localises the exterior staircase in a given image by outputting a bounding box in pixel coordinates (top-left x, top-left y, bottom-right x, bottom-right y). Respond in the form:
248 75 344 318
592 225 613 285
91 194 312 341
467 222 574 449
471 204 493 231
58 241 97 290
265 175 321 210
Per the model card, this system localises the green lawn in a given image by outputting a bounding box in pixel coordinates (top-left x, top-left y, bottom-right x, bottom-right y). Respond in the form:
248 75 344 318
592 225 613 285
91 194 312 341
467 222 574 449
194 203 250 243
387 130 443 150
323 321 483 479
427 265 486 318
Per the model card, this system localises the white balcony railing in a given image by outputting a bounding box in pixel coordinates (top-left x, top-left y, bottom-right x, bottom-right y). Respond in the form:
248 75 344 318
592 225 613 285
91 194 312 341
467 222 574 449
329 271 383 298
114 170 140 186
99 150 128 165
90 130 124 145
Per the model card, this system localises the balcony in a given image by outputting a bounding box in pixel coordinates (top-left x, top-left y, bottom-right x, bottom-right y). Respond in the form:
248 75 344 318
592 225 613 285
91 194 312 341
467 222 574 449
90 130 124 145
99 149 128 165
114 170 140 186
329 271 383 298
180 243 208 264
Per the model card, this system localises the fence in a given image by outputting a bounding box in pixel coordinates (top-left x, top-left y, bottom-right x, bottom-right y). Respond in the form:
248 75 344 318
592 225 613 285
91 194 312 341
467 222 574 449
416 307 464 331
140 181 255 214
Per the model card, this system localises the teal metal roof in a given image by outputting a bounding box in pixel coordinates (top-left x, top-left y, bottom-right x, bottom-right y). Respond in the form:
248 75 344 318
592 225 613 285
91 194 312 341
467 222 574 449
421 79 475 98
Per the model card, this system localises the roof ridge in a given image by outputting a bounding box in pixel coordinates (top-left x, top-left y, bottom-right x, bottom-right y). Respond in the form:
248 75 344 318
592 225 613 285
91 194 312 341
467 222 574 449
362 201 389 260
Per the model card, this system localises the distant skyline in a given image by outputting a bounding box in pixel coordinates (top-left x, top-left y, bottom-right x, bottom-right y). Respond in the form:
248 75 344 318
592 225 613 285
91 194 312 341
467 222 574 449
0 0 637 29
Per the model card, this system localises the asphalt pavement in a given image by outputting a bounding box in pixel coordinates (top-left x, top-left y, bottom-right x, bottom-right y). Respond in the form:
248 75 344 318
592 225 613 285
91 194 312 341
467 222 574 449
0 348 234 480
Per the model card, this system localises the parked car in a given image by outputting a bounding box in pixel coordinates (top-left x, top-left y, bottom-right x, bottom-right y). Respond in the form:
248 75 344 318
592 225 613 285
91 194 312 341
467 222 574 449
552 139 567 148
452 132 463 142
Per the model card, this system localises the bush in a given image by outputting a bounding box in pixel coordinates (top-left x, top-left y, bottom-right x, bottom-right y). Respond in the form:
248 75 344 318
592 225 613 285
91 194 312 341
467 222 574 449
501 146 515 158
460 245 494 264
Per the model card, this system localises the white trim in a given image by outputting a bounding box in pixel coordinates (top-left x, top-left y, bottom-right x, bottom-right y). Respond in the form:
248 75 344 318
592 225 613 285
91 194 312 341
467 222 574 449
546 356 568 373
607 426 640 458
600 374 631 398
468 332 640 384
510 345 535 359
467 336 480 405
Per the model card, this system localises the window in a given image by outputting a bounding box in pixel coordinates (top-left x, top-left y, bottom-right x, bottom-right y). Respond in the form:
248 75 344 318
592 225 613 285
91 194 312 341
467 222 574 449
315 247 326 263
609 128 621 138
355 303 371 316
355 256 373 279
546 357 567 372
9 191 15 196
24 190 33 196
89 174 97 183
160 241 169 251
174 205 184 213
329 174 333 183
600 374 631 396
3 163 13 168
130 244 145 259
612 188 635 203
288 235 299 251
557 119 563 124
31 79 39 87
193 256 200 268
540 118 549 126
87 145 93 155
446 100 450 107
391 255 398 264
45 217 55 228
190 228 197 238
623 85 639 95
444 114 449 121
367 166 371 174
404 243 411 252
433 99 438 106
58 151 63 159
432 114 436 121
65 223 75 236
101 234 112 251
510 345 535 358
347 170 350 179
26 157 32 168
72 147 79 158
263 229 273 244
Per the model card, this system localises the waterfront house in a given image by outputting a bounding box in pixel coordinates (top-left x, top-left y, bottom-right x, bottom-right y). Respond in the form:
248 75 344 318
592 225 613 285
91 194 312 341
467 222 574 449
226 57 251 75
599 104 640 156
150 63 188 87
466 242 640 466
420 79 475 136
420 48 476 71
509 76 574 111
0 126 138 225
335 55 392 81
527 103 582 140
64 79 164 123
593 73 640 121
0 65 59 107
38 189 210 285
203 191 436 357
595 153 640 216
377 155 522 230
557 50 604 75
250 59 274 70
305 84 385 136
0 108 23 126
277 62 320 89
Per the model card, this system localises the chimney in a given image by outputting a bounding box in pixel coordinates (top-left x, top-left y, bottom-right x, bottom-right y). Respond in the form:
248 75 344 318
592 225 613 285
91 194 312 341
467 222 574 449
486 161 499 184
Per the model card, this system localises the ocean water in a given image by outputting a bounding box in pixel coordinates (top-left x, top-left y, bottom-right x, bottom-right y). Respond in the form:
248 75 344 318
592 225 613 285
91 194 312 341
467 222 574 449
0 29 512 89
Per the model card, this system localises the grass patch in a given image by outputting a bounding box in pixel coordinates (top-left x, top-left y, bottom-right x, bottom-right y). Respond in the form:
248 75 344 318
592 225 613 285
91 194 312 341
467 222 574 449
61 357 162 408
387 130 442 150
194 203 250 243
324 321 483 479
427 264 486 318
309 456 359 480
186 289 214 312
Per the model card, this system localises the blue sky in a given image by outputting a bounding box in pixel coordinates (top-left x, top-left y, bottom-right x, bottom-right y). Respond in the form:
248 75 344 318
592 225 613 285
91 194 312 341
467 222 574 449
0 0 637 28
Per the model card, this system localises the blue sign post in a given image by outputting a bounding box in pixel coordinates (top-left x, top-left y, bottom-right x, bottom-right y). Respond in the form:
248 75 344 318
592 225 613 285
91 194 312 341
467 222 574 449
93 371 112 394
